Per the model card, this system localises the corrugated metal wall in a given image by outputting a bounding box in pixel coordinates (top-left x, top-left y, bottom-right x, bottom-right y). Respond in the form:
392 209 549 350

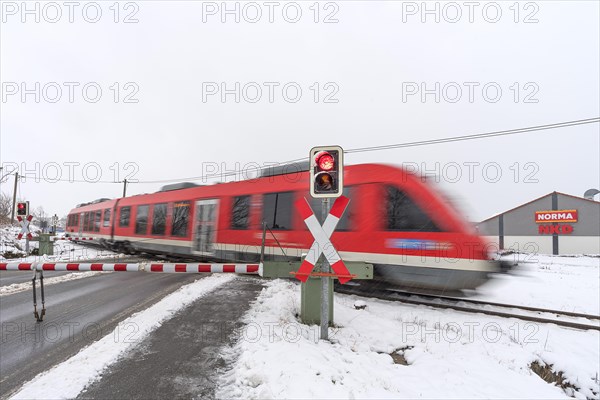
477 193 600 255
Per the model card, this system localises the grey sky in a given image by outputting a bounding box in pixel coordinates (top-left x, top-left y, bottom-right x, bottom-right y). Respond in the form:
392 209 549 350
1 0 599 221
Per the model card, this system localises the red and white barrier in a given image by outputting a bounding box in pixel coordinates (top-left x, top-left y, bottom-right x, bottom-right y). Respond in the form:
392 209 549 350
147 263 260 274
0 262 140 272
0 262 261 274
295 196 352 284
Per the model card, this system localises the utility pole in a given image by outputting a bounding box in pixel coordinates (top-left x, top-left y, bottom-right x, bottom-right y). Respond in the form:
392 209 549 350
320 197 330 340
122 179 127 198
10 172 18 224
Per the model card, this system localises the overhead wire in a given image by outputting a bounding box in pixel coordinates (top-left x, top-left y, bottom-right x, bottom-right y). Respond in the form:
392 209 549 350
133 117 599 184
6 117 599 186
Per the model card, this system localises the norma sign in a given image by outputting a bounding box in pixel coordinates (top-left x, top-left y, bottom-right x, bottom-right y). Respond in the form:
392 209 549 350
539 225 573 235
535 209 578 223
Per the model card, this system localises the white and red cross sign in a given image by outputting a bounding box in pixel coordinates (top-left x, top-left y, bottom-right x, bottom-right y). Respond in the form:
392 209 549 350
17 215 33 240
295 195 352 284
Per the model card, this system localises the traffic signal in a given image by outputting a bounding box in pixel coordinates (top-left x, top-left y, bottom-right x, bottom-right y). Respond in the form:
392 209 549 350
309 146 344 198
16 201 29 217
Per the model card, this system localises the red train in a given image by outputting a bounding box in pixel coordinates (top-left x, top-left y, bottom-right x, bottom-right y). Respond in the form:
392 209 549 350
66 163 507 290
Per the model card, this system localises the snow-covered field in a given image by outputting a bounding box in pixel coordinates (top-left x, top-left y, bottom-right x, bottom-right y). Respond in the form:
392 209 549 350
1 226 129 295
218 278 599 399
475 254 600 315
216 254 599 399
4 245 599 399
1 225 125 264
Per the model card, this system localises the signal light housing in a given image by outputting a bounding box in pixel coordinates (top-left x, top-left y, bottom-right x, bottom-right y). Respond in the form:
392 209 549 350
17 201 29 217
309 146 343 198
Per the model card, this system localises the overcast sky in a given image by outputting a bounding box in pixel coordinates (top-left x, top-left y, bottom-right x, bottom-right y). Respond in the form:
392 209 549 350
1 0 599 221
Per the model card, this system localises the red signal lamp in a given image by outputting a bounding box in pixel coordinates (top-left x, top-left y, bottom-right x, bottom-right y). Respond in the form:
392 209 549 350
17 201 29 216
315 151 335 171
309 145 343 198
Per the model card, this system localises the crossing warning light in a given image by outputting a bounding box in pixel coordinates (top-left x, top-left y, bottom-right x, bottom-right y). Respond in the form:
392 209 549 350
310 146 343 198
17 201 29 217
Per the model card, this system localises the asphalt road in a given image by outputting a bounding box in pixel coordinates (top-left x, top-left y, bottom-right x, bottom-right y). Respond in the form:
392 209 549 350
0 270 71 286
78 277 265 399
0 270 201 399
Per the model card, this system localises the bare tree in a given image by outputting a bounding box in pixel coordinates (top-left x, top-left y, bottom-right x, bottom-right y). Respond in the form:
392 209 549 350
0 193 12 224
33 206 50 231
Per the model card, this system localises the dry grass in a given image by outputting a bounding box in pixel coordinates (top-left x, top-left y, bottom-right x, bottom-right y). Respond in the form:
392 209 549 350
530 361 580 396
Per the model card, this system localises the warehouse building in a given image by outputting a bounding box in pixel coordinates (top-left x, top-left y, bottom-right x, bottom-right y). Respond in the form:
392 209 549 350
477 191 600 255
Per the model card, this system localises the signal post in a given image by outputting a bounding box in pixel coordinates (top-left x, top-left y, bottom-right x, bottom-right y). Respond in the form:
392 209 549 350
299 146 372 339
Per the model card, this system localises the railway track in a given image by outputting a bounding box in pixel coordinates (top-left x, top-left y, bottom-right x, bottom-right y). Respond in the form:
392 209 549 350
63 241 600 331
336 284 600 332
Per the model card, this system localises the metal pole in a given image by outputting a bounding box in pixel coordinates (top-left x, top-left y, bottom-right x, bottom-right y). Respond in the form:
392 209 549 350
10 172 18 224
260 221 267 262
320 197 330 340
122 179 127 198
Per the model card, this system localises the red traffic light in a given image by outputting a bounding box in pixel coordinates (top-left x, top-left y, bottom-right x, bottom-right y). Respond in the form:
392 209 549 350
309 146 344 198
17 202 28 216
315 151 335 171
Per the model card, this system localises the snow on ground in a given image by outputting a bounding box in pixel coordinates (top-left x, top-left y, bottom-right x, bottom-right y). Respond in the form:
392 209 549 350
473 254 600 315
11 274 236 400
0 271 106 297
1 225 128 293
1 225 126 263
217 279 600 400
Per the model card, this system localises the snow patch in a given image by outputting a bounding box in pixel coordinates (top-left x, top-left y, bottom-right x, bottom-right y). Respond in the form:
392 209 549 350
217 279 599 399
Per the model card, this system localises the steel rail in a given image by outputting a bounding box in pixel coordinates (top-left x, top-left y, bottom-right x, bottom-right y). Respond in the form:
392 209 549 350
336 286 600 332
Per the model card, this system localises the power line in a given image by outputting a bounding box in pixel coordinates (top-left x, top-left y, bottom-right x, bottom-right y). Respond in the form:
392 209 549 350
344 117 600 154
134 116 599 184
4 117 599 186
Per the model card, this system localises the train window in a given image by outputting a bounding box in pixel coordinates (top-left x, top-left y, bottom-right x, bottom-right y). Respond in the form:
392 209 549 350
135 205 149 235
385 186 441 232
119 206 131 227
308 186 354 231
103 209 111 227
171 201 190 237
95 210 102 232
84 212 90 231
152 203 167 235
263 191 293 230
231 195 250 229
75 214 79 226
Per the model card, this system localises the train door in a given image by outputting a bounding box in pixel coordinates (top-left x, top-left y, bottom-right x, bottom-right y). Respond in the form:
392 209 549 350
192 199 219 256
78 212 84 238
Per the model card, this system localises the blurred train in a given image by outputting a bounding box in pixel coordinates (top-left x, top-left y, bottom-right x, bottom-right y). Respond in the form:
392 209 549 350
65 163 510 291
